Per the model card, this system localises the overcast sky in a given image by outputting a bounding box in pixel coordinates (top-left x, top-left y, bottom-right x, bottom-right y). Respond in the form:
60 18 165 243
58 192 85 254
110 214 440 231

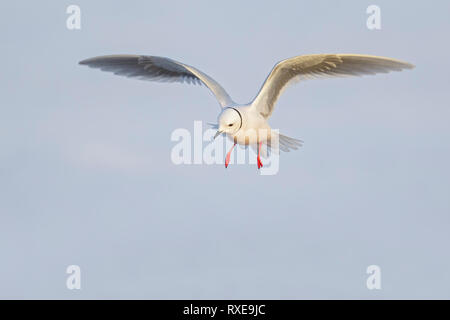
1 0 450 299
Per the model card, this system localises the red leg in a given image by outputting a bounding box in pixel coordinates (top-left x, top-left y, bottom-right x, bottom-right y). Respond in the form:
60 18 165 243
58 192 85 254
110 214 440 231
257 141 263 169
225 143 236 168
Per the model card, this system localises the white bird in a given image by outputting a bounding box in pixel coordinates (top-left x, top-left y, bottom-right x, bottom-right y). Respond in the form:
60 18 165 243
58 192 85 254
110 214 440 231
79 53 414 169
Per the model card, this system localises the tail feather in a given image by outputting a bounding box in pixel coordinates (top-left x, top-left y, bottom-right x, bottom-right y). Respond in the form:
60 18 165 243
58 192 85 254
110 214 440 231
268 133 303 153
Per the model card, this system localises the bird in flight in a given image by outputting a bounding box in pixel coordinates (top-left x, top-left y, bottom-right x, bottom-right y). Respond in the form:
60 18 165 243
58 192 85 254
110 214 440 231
79 53 414 169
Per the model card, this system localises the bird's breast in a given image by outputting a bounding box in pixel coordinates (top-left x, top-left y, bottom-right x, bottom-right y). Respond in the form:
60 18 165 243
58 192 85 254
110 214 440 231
231 126 272 146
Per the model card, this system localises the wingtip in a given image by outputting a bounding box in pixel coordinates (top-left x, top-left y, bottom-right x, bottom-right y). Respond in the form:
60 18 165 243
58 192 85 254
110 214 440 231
394 58 415 70
78 58 90 65
400 60 415 69
78 56 101 65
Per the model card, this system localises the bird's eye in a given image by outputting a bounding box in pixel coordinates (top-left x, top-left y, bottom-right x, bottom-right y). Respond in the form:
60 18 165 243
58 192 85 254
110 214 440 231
228 124 233 127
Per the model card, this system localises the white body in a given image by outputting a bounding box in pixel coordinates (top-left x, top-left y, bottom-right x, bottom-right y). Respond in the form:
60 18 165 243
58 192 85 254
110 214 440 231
219 104 271 145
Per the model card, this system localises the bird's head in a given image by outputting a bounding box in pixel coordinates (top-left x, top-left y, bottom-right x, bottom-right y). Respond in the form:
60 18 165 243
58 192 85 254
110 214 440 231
214 108 242 139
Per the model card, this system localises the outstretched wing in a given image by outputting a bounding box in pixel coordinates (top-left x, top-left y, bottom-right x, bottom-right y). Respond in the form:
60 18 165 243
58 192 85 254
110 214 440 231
79 55 234 108
252 54 414 118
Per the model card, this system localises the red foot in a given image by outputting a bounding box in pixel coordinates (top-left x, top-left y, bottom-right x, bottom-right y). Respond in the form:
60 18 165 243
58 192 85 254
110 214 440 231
225 143 236 168
257 141 263 169
257 157 263 169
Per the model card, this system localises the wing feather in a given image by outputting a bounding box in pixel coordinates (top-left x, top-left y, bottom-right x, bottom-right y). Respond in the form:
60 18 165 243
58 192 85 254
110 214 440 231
79 55 234 108
252 54 414 118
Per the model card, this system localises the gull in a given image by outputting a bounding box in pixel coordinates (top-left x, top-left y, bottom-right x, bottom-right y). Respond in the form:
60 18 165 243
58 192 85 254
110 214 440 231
79 53 414 169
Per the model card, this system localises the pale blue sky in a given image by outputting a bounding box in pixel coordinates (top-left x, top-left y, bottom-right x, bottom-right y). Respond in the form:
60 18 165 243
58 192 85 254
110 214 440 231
1 1 450 299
